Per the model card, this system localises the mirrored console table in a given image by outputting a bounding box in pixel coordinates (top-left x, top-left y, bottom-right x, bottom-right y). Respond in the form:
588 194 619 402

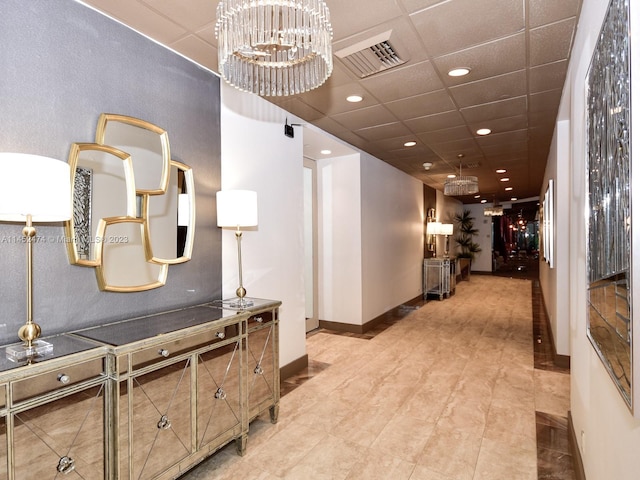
0 298 280 479
423 258 456 300
0 334 108 479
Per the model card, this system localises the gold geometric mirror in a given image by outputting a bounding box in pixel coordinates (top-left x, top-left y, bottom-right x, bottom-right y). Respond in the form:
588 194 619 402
66 114 195 292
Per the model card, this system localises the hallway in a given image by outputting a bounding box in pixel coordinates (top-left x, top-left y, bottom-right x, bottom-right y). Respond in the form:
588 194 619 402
184 275 572 479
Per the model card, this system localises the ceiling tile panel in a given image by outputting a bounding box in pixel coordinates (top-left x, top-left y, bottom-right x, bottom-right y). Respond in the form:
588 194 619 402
141 0 217 31
292 83 380 116
433 33 526 86
410 0 525 57
83 0 188 44
529 0 582 28
449 70 527 108
529 60 569 93
385 90 456 120
360 60 443 103
354 122 414 141
324 0 404 41
460 97 528 124
530 18 577 66
418 125 473 145
529 90 563 112
331 105 397 130
426 138 482 160
405 110 466 134
268 98 326 122
476 129 529 148
169 35 217 70
399 0 450 14
470 116 529 138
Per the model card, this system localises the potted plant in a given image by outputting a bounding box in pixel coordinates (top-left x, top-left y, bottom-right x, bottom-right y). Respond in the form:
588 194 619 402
453 209 481 280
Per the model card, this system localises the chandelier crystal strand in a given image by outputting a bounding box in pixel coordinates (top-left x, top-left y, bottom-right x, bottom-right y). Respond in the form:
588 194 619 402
216 0 333 96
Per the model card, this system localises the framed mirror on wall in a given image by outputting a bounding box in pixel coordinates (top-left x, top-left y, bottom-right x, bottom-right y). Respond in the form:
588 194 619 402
585 0 636 414
65 114 196 292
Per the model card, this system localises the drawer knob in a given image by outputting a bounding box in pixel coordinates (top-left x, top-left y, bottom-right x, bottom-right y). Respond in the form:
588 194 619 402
214 387 227 400
255 316 264 323
158 349 170 358
215 331 225 339
157 414 171 430
57 456 75 474
254 365 264 375
57 373 71 384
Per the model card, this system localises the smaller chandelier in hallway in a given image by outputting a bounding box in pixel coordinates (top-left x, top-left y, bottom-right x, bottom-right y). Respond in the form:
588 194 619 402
444 161 479 196
215 0 333 97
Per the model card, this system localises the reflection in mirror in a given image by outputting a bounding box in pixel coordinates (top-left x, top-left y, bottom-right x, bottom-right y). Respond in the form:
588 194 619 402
142 161 195 264
95 217 168 292
66 143 136 266
95 114 170 195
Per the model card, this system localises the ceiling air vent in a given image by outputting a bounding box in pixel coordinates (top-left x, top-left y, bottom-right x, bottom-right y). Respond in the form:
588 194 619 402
335 30 407 78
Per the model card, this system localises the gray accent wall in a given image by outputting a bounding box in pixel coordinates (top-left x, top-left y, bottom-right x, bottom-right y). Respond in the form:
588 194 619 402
0 0 221 344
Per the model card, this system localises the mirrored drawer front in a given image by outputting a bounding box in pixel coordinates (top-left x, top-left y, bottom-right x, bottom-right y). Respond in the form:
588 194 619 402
248 311 273 328
130 324 239 370
11 358 104 403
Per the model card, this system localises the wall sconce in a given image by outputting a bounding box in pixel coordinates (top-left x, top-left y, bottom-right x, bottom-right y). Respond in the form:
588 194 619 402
216 190 258 309
426 221 441 255
0 153 71 361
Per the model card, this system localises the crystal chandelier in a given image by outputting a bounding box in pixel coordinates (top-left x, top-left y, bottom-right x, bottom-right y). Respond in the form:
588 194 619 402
444 162 479 196
215 0 333 96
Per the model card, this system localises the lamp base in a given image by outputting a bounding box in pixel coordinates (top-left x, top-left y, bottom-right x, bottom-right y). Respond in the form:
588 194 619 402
228 297 254 309
6 339 53 363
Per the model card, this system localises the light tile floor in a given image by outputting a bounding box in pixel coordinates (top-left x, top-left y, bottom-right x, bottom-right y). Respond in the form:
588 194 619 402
182 275 571 479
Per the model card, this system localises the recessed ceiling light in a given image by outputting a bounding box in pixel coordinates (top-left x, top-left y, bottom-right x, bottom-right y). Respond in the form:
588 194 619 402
505 187 513 191
448 67 470 77
480 199 487 204
476 128 492 136
511 197 518 201
346 95 363 103
496 169 507 174
500 177 510 182
404 141 417 147
447 174 456 179
320 149 332 155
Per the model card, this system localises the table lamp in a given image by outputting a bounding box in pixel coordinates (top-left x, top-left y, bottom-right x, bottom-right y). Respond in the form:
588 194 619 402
0 153 71 361
440 223 454 257
216 190 258 308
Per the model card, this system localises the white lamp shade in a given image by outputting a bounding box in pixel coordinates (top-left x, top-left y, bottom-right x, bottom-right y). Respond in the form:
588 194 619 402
426 221 441 235
440 223 454 236
0 153 71 222
216 190 258 227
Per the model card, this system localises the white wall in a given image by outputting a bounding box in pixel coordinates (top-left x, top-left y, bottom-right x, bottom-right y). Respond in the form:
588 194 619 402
316 150 425 326
316 154 363 326
462 203 493 273
360 152 424 321
220 83 306 369
547 0 640 478
539 120 570 356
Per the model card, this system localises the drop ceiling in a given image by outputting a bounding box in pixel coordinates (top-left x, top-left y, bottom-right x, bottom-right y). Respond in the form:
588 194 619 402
79 0 582 203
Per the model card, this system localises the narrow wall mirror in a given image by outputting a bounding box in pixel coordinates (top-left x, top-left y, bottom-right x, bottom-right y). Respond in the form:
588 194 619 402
66 114 195 292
